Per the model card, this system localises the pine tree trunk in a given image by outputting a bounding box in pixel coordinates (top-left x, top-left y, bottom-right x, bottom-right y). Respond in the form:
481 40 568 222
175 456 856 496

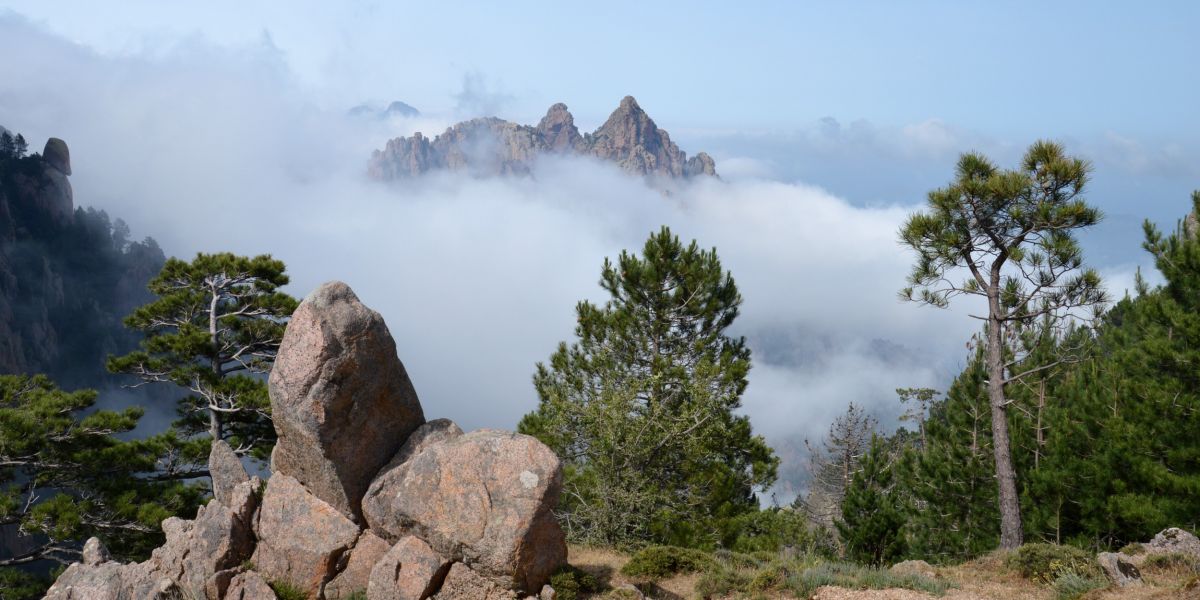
986 297 1023 550
209 285 224 442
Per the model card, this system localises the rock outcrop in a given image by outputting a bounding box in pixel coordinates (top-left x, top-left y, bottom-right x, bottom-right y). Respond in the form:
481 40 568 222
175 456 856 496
368 97 717 180
45 280 567 600
269 281 425 523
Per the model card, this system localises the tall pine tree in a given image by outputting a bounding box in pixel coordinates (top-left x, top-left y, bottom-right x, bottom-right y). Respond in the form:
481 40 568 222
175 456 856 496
519 226 778 548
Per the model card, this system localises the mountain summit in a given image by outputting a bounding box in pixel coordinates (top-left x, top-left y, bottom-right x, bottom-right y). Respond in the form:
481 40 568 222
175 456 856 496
368 96 717 180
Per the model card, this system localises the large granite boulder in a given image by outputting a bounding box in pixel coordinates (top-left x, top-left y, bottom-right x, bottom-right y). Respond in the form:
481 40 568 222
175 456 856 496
429 562 517 600
251 474 361 597
1146 527 1200 559
269 281 425 522
363 429 567 591
224 570 278 600
43 137 71 175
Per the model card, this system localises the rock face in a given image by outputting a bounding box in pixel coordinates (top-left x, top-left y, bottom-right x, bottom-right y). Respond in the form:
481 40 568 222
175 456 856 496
47 280 568 600
369 96 717 180
270 281 426 522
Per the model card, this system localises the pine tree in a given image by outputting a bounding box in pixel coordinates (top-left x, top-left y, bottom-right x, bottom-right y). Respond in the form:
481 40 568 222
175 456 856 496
901 350 1000 561
799 402 877 533
0 375 202 569
0 131 14 159
108 253 297 473
838 435 906 566
519 226 778 548
13 133 27 158
899 141 1105 549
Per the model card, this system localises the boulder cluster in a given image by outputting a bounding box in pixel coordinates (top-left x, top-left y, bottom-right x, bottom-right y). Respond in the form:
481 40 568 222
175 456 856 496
46 281 568 600
367 96 717 180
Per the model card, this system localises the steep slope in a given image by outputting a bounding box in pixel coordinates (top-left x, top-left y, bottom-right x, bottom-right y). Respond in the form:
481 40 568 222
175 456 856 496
0 132 164 387
368 96 717 180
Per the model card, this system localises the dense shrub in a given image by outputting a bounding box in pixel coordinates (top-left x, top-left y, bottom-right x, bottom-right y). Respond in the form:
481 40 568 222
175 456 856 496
549 565 602 600
1005 544 1100 583
620 545 716 580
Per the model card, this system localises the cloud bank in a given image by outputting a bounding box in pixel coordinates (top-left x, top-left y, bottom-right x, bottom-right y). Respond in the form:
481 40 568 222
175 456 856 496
0 15 1061 501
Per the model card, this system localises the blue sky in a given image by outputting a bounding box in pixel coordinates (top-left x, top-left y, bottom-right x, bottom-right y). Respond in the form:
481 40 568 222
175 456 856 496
1 2 1196 498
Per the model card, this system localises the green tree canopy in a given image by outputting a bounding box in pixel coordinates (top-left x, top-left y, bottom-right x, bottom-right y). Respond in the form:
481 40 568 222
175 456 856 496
519 226 778 548
0 374 202 570
108 253 297 468
899 141 1105 549
838 435 906 566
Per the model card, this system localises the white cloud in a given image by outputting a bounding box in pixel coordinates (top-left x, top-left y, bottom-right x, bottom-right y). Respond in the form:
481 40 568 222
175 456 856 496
0 15 982 496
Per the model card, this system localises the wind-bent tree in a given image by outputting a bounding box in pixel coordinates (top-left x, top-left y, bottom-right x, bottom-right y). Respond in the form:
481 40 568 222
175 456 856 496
899 141 1105 549
108 253 297 466
0 375 201 573
519 226 778 548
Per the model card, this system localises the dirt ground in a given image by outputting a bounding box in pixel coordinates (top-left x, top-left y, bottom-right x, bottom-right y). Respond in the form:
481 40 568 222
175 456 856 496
566 545 1200 600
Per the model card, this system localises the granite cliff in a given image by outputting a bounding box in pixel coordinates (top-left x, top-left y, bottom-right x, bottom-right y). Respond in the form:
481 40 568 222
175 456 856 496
0 132 164 386
368 96 717 180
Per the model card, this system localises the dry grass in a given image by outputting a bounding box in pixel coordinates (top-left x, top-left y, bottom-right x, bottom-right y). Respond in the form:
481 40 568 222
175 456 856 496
564 545 1200 600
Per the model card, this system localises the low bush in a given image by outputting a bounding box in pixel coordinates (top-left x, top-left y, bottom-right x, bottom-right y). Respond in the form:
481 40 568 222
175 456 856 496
1142 552 1199 572
549 565 603 600
269 580 308 600
1005 543 1100 583
1050 571 1107 600
619 545 716 580
1119 542 1144 555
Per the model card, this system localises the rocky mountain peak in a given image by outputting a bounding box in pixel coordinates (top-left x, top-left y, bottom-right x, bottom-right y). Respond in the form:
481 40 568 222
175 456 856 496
368 96 718 181
536 102 583 152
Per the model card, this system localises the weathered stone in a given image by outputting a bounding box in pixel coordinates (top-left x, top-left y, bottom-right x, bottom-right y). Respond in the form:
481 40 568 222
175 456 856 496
205 568 241 599
890 559 936 579
685 152 717 177
1098 552 1143 586
539 584 558 600
376 418 463 475
325 530 391 600
82 536 111 566
366 535 452 600
1146 527 1200 559
363 429 567 592
225 570 278 600
429 562 517 600
210 439 251 507
151 498 256 593
43 137 71 174
270 281 425 522
251 474 360 598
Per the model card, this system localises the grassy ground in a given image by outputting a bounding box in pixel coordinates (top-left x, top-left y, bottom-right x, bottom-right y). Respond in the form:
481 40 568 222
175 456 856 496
565 545 1200 600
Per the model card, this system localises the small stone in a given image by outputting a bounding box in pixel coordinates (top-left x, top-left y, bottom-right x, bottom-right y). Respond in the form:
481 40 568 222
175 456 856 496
82 537 111 566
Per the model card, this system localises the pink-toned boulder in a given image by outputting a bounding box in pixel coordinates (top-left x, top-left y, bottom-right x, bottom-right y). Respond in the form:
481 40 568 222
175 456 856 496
269 281 425 522
325 530 391 600
366 535 452 600
251 474 361 598
363 430 567 592
149 488 257 593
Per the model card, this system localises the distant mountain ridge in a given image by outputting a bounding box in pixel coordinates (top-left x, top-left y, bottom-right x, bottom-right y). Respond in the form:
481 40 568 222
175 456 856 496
368 96 717 180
